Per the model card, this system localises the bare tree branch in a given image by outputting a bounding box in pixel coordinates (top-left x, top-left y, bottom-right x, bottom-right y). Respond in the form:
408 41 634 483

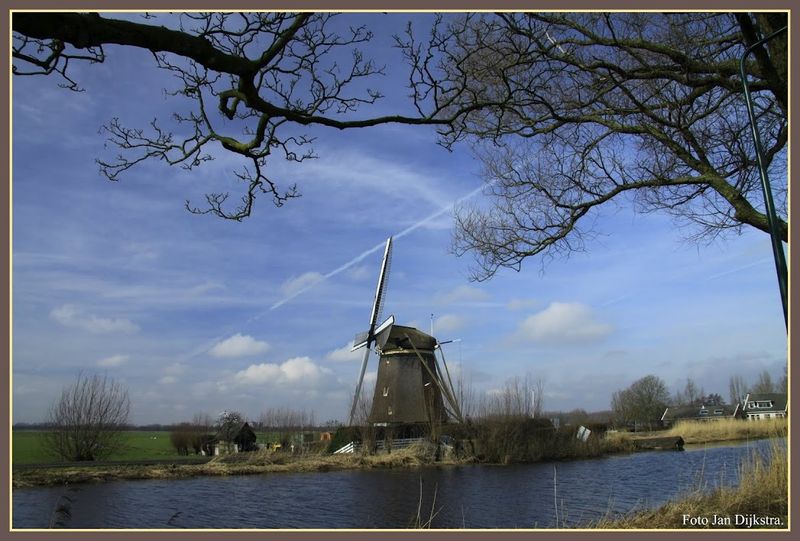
437 13 787 279
12 12 498 219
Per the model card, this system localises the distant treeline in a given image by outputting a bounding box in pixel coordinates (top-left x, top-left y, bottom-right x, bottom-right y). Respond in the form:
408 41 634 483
12 422 342 432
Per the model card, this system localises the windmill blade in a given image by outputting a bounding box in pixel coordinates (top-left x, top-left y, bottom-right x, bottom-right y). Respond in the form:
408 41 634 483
374 320 395 352
348 345 373 425
352 315 394 351
351 331 370 351
373 316 394 339
435 343 463 422
367 237 392 334
405 333 464 424
348 237 393 426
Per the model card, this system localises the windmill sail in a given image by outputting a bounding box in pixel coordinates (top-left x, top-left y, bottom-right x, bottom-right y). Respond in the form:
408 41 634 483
349 237 393 425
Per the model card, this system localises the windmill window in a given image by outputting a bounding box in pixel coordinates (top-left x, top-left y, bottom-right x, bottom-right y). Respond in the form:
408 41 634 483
714 409 724 415
387 407 393 416
382 387 389 397
699 410 709 416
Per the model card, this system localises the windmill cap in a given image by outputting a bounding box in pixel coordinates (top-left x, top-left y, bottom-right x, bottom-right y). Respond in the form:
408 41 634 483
380 325 437 352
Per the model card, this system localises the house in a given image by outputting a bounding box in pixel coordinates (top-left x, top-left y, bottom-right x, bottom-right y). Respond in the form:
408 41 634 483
661 403 740 427
742 393 787 420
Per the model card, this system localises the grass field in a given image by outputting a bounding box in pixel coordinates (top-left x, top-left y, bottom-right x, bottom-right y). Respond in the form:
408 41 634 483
12 430 321 464
12 431 186 464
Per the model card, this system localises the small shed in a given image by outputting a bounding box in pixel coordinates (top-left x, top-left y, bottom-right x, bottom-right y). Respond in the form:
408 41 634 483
234 422 258 452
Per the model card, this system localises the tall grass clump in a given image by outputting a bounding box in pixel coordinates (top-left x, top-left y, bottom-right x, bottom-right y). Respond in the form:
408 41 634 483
663 418 786 444
465 418 632 464
592 437 787 529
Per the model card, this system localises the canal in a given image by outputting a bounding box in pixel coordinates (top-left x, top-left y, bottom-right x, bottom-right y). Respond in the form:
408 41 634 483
12 438 780 529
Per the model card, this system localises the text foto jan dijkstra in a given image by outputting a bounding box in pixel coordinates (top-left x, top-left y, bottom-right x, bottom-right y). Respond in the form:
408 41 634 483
682 513 783 528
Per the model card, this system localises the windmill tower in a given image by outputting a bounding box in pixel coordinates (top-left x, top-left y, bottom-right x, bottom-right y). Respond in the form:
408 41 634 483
348 237 463 428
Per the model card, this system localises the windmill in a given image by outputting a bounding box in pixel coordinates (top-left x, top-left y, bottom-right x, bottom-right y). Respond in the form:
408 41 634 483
348 237 395 426
348 237 464 428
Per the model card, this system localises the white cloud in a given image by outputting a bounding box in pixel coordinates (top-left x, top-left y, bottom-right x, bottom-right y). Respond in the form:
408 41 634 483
158 376 177 385
435 285 490 305
347 265 371 281
97 354 129 367
301 149 450 209
507 298 540 311
325 342 363 363
50 304 139 334
209 333 271 358
186 281 226 297
280 272 324 297
122 241 158 262
232 357 333 386
517 302 613 344
163 362 188 376
433 314 466 334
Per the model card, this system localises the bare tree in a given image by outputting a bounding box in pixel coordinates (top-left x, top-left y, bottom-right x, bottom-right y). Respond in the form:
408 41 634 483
672 377 701 406
778 368 787 394
171 413 216 455
349 388 375 454
12 12 492 221
729 374 748 407
45 373 131 461
478 374 544 420
611 375 669 431
257 407 316 447
425 13 788 279
169 423 193 456
453 369 478 420
751 370 776 394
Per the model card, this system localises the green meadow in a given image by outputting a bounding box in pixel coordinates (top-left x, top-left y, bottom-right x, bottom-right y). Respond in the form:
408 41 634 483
12 430 316 464
12 431 185 464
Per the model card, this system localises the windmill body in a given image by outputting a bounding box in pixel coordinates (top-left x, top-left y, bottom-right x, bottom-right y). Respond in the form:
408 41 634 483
369 325 446 425
349 237 463 428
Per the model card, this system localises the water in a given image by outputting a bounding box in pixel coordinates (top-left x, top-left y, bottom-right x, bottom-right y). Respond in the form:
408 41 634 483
12 439 778 529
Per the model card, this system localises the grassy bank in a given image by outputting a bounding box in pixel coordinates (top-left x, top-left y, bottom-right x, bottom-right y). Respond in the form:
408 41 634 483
661 418 787 444
591 437 787 529
13 420 787 489
12 444 459 488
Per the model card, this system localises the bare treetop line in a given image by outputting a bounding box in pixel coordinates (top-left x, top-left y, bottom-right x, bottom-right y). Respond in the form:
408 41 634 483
12 12 786 278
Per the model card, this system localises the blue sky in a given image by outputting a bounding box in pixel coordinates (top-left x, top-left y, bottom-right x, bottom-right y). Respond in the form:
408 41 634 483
11 13 787 425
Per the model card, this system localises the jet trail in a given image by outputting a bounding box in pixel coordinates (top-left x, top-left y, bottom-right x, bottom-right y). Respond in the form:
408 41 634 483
268 182 489 311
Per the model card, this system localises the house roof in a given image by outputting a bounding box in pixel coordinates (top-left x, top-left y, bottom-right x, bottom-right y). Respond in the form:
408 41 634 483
661 404 739 421
743 393 788 412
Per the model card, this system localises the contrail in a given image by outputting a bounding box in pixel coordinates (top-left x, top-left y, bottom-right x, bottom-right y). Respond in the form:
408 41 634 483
706 257 771 281
268 241 386 310
268 181 489 311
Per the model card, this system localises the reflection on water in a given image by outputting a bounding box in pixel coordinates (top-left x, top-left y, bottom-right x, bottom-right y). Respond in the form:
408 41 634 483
13 438 779 529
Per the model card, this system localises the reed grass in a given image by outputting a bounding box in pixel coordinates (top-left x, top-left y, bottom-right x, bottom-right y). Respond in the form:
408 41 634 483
661 418 786 444
592 437 788 529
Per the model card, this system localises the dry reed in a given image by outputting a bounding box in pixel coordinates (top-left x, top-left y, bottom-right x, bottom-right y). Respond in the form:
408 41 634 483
592 437 787 529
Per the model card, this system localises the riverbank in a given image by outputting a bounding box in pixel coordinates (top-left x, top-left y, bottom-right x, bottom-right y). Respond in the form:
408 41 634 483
591 437 787 529
14 419 787 489
12 444 468 488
